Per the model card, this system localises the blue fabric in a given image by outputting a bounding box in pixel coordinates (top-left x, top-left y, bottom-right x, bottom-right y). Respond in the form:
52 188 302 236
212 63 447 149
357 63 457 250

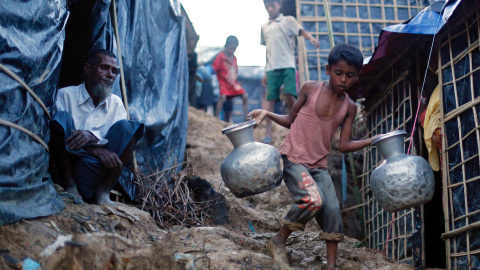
349 0 463 99
51 111 144 202
369 0 461 64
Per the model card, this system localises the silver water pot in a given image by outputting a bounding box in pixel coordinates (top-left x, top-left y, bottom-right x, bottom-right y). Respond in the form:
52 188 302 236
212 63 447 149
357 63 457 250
370 130 434 212
221 120 283 198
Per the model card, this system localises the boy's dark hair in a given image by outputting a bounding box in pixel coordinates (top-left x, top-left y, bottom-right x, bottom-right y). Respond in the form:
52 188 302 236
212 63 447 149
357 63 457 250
263 0 281 3
328 43 363 72
85 49 116 66
225 35 239 46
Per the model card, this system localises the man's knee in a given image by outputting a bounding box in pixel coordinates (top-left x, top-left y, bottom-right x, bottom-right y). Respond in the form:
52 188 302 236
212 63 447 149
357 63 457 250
50 111 76 139
111 119 130 130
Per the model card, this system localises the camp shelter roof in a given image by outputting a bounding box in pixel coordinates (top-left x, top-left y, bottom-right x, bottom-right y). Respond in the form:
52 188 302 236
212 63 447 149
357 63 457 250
348 0 463 100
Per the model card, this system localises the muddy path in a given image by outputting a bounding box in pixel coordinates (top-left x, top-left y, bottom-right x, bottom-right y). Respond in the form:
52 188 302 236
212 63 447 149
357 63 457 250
0 107 415 270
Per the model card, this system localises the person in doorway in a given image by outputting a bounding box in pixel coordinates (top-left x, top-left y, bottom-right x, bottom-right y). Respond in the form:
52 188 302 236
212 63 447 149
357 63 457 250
261 0 320 144
248 43 381 269
49 49 144 206
212 35 249 121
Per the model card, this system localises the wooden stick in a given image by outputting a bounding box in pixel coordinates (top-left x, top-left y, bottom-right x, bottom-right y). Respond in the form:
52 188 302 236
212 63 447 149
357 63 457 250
341 201 368 213
441 221 480 240
110 0 139 173
438 46 452 267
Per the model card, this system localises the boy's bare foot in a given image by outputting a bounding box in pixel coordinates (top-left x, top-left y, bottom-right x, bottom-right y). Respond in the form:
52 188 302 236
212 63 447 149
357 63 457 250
96 192 115 206
66 184 84 204
267 237 289 265
320 263 340 270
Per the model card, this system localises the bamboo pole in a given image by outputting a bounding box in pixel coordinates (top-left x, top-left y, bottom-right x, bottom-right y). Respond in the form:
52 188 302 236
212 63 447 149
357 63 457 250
438 42 452 269
322 0 335 49
441 221 480 240
110 0 138 173
297 37 307 86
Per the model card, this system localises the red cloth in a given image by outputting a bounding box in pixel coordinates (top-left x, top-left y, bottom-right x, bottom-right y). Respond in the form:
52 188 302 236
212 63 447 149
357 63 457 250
212 51 245 96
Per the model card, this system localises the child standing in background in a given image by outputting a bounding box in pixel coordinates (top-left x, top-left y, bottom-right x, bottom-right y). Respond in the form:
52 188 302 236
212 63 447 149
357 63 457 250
260 0 320 144
212 36 249 121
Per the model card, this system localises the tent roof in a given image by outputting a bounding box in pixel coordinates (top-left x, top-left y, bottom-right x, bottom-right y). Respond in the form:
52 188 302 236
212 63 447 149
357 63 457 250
348 0 462 100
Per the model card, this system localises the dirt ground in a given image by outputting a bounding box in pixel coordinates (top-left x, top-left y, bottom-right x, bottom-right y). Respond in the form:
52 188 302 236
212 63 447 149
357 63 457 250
0 106 423 270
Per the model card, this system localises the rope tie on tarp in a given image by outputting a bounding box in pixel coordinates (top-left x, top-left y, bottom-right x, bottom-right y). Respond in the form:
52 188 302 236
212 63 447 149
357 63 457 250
0 63 50 152
0 119 49 152
0 63 51 119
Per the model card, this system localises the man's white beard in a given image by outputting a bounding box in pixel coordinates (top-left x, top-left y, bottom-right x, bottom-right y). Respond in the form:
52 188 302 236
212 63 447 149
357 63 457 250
92 84 112 102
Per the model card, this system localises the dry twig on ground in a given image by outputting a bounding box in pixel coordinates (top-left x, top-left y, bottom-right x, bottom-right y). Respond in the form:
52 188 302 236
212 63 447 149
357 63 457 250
133 162 222 230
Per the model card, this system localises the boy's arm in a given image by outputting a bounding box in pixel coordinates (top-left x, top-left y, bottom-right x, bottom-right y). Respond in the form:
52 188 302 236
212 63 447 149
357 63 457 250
248 81 318 128
339 101 380 153
300 29 320 49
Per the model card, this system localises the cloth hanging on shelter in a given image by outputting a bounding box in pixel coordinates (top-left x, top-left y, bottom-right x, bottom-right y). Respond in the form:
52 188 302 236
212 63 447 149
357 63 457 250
423 85 441 171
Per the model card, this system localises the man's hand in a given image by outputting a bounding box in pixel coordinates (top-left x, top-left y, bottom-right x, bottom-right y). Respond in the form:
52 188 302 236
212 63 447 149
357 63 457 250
261 74 267 87
247 109 268 128
67 130 98 151
89 147 122 169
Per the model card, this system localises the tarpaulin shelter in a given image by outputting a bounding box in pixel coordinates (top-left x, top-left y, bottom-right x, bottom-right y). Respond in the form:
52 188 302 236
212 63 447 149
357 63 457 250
345 0 480 268
0 0 189 225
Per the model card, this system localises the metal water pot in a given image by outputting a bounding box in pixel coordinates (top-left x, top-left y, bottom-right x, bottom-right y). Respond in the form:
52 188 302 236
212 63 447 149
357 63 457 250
370 130 434 212
221 120 283 198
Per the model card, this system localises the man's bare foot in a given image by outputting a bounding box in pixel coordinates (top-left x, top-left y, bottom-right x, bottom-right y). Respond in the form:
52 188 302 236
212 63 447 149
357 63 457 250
96 192 115 206
66 184 84 204
267 237 289 265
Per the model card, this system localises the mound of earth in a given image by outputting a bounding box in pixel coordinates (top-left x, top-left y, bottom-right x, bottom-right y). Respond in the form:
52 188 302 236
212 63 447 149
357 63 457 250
0 106 416 270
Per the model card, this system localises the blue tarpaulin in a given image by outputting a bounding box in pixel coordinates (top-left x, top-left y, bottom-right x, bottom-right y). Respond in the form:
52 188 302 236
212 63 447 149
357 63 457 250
349 0 462 99
0 0 68 226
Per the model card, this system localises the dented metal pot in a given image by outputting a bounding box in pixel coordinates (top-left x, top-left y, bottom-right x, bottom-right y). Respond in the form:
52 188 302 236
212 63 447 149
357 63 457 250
370 130 435 212
221 120 283 198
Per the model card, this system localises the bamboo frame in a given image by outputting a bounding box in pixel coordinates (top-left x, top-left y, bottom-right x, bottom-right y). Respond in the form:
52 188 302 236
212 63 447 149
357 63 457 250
296 0 427 82
438 3 480 268
360 69 419 264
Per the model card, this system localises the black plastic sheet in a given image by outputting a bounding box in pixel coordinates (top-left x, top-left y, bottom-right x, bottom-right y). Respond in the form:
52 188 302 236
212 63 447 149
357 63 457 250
0 0 67 226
